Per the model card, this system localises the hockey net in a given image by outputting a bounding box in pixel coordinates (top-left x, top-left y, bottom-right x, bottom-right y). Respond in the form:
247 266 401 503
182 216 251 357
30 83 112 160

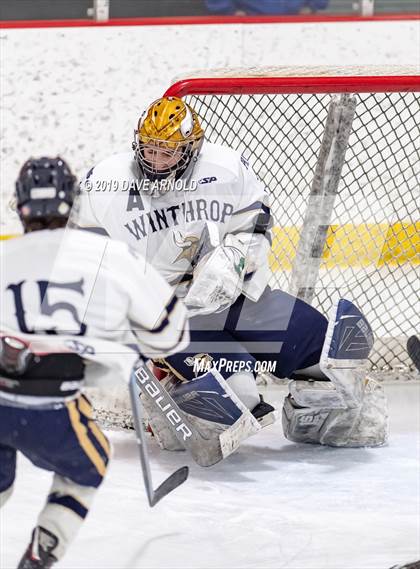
165 65 419 379
90 66 419 428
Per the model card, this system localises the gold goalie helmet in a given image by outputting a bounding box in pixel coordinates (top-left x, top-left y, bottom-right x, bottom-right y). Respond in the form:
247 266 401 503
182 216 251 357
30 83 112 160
133 96 204 183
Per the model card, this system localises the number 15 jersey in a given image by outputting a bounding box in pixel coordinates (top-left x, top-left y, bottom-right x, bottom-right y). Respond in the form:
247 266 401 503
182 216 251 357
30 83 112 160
0 228 188 359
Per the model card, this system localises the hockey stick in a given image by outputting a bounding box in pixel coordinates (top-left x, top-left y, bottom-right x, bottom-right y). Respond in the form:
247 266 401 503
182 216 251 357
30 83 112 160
128 370 189 507
407 336 420 372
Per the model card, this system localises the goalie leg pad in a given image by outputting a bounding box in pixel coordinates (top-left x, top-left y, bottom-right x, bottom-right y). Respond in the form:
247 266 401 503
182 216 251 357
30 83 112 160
320 298 374 408
136 364 261 466
283 378 388 447
144 369 269 453
282 396 330 445
172 368 261 466
289 379 346 409
142 373 186 452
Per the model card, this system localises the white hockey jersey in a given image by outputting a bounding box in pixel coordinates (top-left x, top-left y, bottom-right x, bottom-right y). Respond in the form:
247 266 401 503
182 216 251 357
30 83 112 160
0 228 189 361
77 142 272 297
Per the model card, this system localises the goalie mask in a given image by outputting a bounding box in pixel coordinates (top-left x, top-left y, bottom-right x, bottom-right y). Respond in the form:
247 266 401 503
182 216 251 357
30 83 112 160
132 97 204 185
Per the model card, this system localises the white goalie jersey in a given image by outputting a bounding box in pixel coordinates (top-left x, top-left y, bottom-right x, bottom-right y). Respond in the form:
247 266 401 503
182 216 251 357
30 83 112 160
76 142 272 299
0 228 189 362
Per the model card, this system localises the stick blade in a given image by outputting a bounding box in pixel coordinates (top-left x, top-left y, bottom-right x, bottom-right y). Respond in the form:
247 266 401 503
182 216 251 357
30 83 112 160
150 466 189 507
407 335 420 372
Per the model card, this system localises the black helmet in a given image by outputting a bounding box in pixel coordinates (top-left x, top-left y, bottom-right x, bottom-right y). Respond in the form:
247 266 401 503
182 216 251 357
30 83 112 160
15 157 77 230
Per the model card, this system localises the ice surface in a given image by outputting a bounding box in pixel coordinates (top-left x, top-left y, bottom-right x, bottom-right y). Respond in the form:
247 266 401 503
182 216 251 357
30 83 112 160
1 383 419 569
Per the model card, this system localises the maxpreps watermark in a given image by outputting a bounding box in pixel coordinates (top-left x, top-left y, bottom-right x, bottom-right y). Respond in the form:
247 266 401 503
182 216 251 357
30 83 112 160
83 177 198 193
186 354 277 376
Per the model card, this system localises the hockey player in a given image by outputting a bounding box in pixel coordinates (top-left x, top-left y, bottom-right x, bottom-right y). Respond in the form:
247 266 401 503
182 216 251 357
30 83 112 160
0 157 189 567
76 97 388 465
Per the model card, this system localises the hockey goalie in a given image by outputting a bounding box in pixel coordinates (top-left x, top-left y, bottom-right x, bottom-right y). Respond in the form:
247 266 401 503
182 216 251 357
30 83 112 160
76 96 388 466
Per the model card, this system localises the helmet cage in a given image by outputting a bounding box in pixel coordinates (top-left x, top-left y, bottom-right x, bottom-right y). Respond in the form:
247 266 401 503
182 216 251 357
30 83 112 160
132 97 204 186
133 135 199 183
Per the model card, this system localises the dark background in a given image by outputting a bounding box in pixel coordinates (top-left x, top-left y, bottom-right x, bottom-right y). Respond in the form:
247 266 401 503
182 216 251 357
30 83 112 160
0 0 418 21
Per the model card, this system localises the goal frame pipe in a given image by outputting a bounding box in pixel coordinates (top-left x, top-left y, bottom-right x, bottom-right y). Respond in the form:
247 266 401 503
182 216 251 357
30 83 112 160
164 75 420 98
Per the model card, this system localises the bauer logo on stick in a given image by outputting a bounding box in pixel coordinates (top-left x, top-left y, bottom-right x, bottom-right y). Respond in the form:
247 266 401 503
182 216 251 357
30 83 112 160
135 365 192 441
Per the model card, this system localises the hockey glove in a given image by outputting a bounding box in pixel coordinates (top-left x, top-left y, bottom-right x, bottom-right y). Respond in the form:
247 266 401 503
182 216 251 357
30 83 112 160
185 235 247 315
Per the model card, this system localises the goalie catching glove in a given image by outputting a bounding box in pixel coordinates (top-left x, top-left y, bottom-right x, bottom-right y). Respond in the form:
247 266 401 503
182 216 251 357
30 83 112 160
185 234 247 315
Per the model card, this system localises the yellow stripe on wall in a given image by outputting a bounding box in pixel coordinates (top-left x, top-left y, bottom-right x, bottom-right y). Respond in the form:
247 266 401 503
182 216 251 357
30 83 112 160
269 222 419 271
66 400 107 477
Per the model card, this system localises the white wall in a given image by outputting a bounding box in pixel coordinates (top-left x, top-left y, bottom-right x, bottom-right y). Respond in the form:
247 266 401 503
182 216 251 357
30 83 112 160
1 20 419 233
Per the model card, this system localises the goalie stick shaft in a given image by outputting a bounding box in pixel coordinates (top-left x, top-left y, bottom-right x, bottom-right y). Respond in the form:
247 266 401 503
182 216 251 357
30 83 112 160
128 370 189 507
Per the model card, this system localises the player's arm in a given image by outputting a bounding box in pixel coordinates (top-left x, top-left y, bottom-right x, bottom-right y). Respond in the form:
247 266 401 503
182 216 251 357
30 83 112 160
185 156 272 314
125 250 190 359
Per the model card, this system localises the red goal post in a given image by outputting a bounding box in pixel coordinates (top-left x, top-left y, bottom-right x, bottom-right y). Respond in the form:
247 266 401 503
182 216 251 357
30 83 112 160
164 66 420 378
165 69 419 97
